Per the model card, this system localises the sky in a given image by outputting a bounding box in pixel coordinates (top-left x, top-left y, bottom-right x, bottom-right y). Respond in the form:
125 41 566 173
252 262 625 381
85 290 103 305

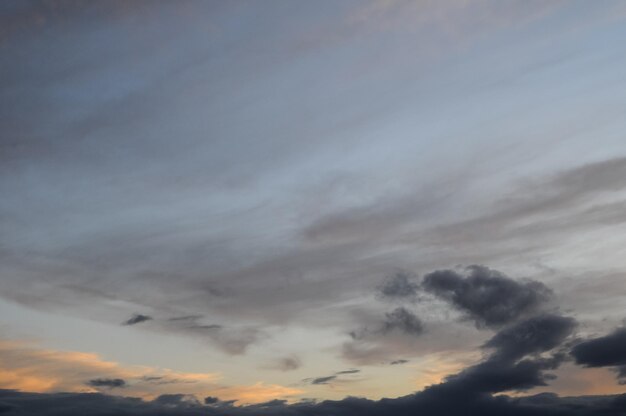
1 1 626 415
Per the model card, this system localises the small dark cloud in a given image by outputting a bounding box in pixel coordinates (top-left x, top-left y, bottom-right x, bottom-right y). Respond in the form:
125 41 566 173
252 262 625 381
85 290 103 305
310 375 336 385
140 376 198 385
122 314 152 326
382 307 423 336
307 369 361 386
86 378 126 388
377 271 419 301
346 306 424 365
203 396 219 405
390 359 409 365
336 369 360 375
571 327 626 382
422 265 552 328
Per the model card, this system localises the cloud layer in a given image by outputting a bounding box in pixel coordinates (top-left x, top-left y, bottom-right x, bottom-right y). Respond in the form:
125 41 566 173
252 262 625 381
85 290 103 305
2 0 626 409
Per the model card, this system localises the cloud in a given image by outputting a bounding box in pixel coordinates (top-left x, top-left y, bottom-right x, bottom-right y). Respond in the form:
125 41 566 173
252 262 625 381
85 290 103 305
0 339 135 393
162 315 258 355
0 301 602 414
571 327 626 382
390 359 409 365
376 271 419 301
306 369 361 386
1 388 626 416
421 157 626 255
344 265 568 371
86 378 126 389
153 394 201 408
203 396 219 405
344 306 425 364
335 369 360 375
168 315 205 323
310 376 336 385
0 339 300 403
351 306 424 340
432 314 576 398
2 0 626 407
484 314 577 362
265 356 301 372
618 366 626 384
139 375 201 386
167 315 221 330
382 307 424 336
122 314 153 326
422 265 553 328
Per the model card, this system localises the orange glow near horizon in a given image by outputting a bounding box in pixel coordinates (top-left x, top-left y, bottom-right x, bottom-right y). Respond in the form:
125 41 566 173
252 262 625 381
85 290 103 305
0 339 303 404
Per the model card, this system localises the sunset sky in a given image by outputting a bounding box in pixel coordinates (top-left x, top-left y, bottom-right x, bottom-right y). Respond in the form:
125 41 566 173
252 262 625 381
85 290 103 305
1 1 626 415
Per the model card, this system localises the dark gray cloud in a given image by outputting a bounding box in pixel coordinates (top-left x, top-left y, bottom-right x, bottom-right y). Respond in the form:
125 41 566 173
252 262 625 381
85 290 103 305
306 369 361 386
122 314 152 326
571 327 626 382
437 314 576 397
336 369 360 375
1 389 625 416
310 375 336 385
349 306 424 342
203 396 219 405
376 314 570 414
444 355 566 395
422 265 552 328
571 327 626 367
86 378 126 389
390 359 409 365
376 271 419 301
484 314 577 362
382 307 424 336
